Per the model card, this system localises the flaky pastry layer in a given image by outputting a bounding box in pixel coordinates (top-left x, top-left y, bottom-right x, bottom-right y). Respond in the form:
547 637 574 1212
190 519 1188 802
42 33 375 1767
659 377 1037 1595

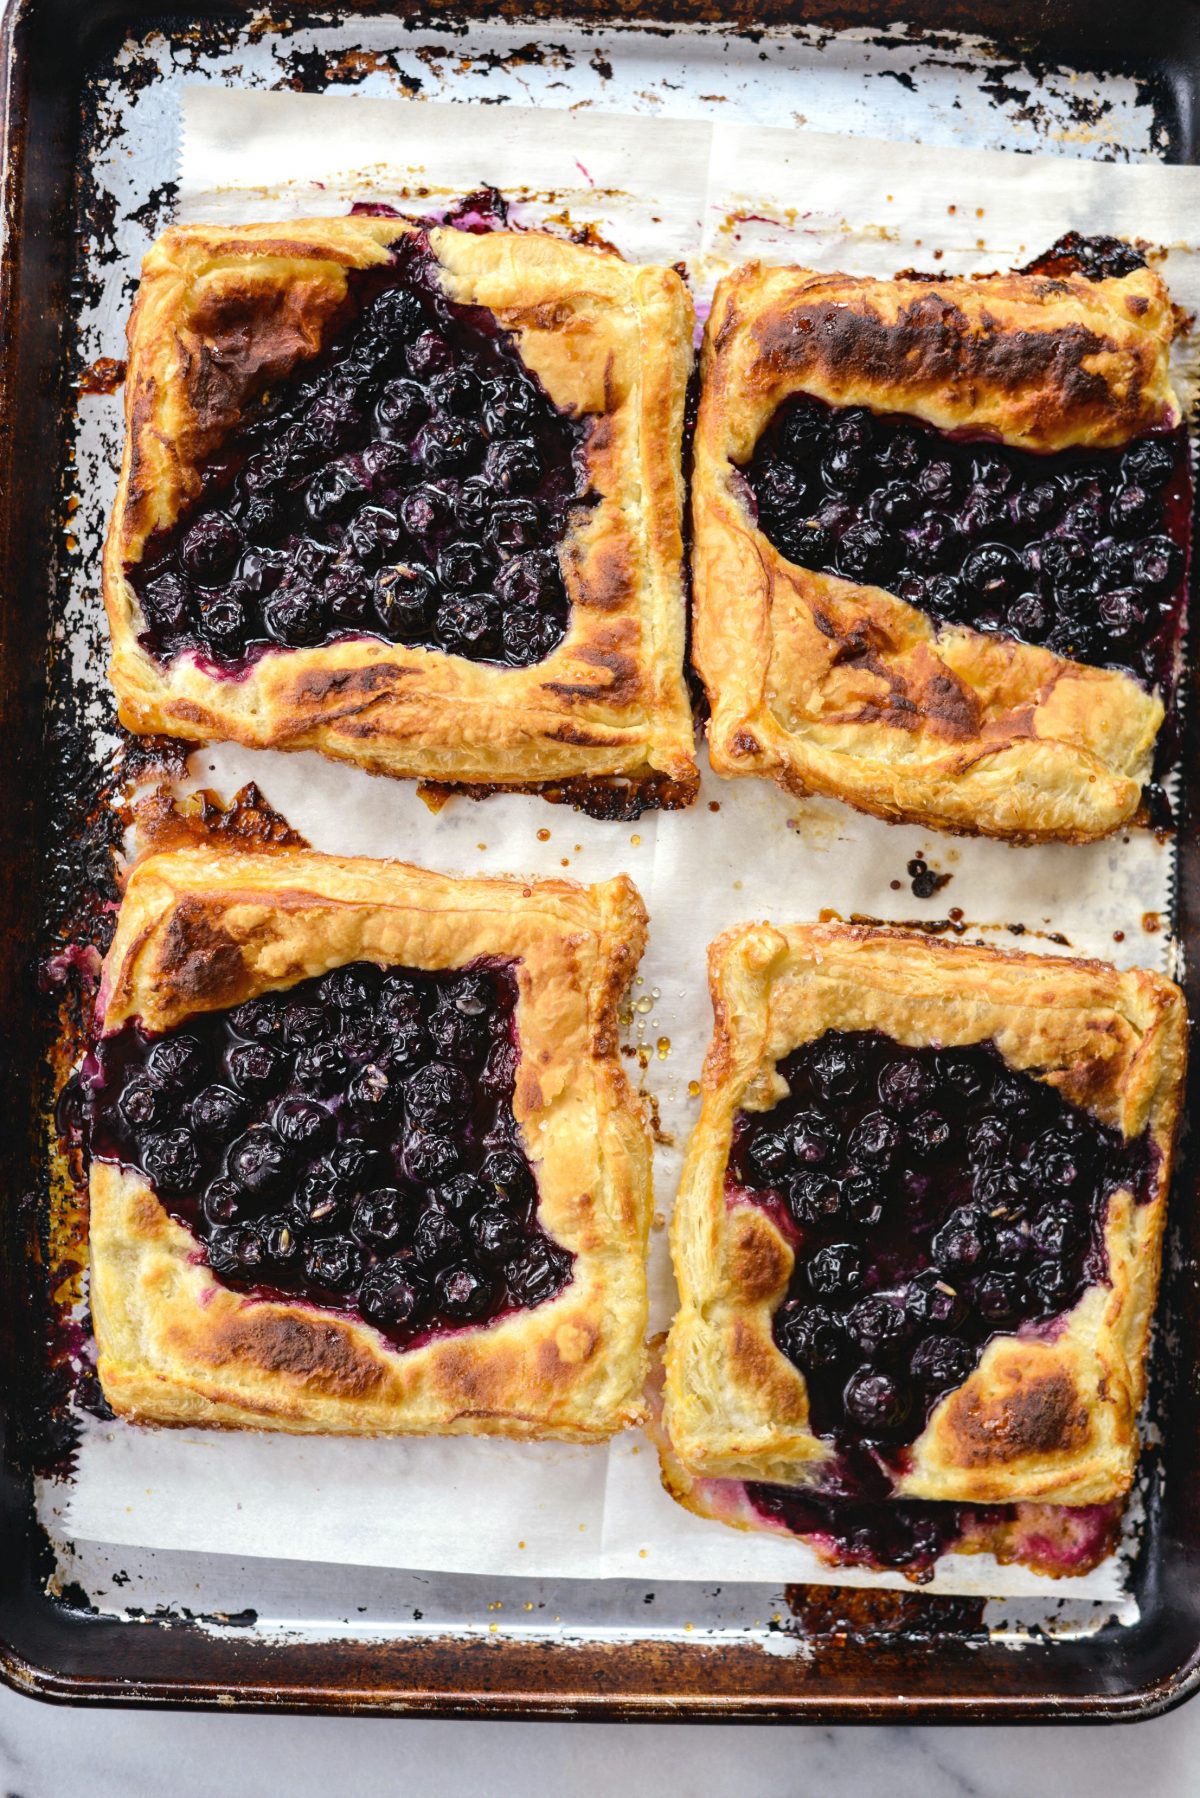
692 261 1182 842
663 922 1185 1504
103 217 697 806
88 846 653 1439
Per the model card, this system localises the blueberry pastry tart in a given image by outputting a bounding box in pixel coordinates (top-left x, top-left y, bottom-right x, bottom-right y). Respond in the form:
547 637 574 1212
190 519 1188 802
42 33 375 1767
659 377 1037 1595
662 922 1185 1573
78 847 652 1437
692 243 1189 841
103 217 697 813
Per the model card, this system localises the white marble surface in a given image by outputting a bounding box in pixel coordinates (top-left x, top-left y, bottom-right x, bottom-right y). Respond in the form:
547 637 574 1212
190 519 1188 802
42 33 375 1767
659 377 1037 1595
1 1679 1199 1794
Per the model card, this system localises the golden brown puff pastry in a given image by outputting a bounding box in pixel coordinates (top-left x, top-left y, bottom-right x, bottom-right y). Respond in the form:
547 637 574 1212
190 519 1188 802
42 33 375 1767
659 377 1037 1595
103 217 697 810
664 921 1185 1505
692 260 1184 842
85 846 653 1439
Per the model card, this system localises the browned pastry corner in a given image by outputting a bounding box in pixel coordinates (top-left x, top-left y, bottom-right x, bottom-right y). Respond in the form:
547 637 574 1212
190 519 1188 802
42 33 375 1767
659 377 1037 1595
664 921 1185 1505
86 846 653 1439
103 217 697 810
692 260 1184 841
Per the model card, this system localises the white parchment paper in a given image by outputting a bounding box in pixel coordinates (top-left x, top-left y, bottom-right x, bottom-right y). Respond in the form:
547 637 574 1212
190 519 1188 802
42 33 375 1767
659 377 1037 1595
62 87 1200 1599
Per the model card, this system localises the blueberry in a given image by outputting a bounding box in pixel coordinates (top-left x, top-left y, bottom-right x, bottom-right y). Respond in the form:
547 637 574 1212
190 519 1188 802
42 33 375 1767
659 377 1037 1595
342 505 403 567
991 1068 1032 1119
809 1039 861 1100
747 1130 790 1184
360 439 408 488
837 521 896 584
866 480 921 529
437 539 495 592
1098 588 1147 642
203 1177 243 1227
877 1057 934 1111
1131 535 1182 591
360 1258 426 1326
918 459 956 503
259 1212 301 1266
931 1206 990 1274
1027 1258 1076 1314
449 477 495 538
966 1114 1008 1165
393 487 442 542
904 1268 966 1331
374 559 437 637
190 1084 249 1140
941 1051 986 1098
991 1222 1031 1266
199 591 252 654
368 287 426 340
846 1111 899 1167
230 996 285 1041
435 1263 496 1320
352 1187 410 1250
283 1002 331 1049
973 1268 1023 1321
921 574 963 619
1009 481 1060 533
843 1367 911 1434
436 594 498 654
782 1171 839 1227
306 462 366 523
480 1147 533 1208
787 1111 837 1168
482 379 536 437
145 1034 205 1093
295 1041 347 1096
806 1242 864 1301
180 513 240 581
428 1000 488 1066
845 1294 908 1359
470 1205 526 1266
1122 438 1175 490
486 498 543 556
405 1061 470 1126
879 427 925 475
432 1174 489 1220
482 438 541 494
496 551 561 608
910 1334 974 1391
776 1301 847 1373
328 1138 387 1191
1023 1130 1084 1192
1060 493 1106 540
139 572 193 636
402 1131 463 1185
781 403 827 461
957 489 1009 543
1038 536 1090 594
208 1223 268 1279
755 459 811 519
429 366 483 416
304 1234 365 1292
970 452 1012 496
831 408 873 452
264 583 327 647
226 1126 290 1200
1030 1203 1081 1257
1110 482 1159 537
227 1041 290 1099
505 1242 572 1306
962 542 1022 600
274 1096 335 1153
412 1209 464 1271
905 512 961 572
843 1170 885 1227
347 1062 403 1120
820 443 866 492
502 606 559 669
120 1074 165 1132
418 417 483 474
1005 592 1050 641
406 331 453 379
241 449 294 498
306 392 365 447
141 1128 202 1196
292 1170 348 1233
907 1108 952 1157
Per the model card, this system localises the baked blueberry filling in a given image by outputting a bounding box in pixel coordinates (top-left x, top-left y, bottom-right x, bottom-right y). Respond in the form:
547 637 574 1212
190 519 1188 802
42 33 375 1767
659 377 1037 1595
744 401 1189 695
79 960 574 1347
128 231 590 672
728 1029 1154 1570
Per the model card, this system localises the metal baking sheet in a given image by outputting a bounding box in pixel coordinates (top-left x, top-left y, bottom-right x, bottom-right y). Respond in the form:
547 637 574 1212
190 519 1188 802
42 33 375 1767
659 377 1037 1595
3 0 1200 1718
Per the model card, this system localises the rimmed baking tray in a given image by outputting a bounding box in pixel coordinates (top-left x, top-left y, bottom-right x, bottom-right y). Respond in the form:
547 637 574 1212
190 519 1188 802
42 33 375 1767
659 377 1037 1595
3 0 1200 1719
